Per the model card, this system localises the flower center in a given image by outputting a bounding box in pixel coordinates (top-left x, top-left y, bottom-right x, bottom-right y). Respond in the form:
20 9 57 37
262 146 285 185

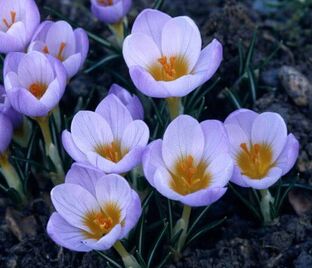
95 141 124 163
83 203 121 240
28 83 48 99
43 42 67 62
170 155 211 195
237 143 274 179
97 0 113 6
149 56 188 82
2 11 16 31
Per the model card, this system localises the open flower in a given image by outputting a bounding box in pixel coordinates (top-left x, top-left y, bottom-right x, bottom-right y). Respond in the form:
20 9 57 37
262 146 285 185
108 83 144 120
0 113 13 154
3 51 67 117
0 0 40 53
62 94 149 174
123 9 223 98
28 20 89 79
224 109 299 189
0 84 22 129
143 115 233 207
47 165 141 252
91 0 132 24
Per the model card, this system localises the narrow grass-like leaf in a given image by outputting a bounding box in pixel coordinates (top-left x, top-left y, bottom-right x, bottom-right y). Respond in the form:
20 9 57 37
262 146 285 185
247 68 257 103
186 217 227 246
167 199 173 238
187 206 210 236
84 54 120 74
256 41 282 70
95 251 122 268
153 0 165 10
170 229 183 245
224 88 242 109
147 222 169 268
157 251 173 268
244 30 257 73
137 212 145 255
276 181 295 213
149 98 165 127
238 39 245 75
142 190 154 210
135 250 147 267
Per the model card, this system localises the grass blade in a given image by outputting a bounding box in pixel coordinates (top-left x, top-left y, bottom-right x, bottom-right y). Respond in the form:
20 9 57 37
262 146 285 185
84 54 120 74
187 206 210 236
95 251 122 268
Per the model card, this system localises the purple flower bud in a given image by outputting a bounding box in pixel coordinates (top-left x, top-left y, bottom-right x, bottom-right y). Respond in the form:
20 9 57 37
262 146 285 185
224 109 299 189
47 164 141 252
62 94 149 174
123 9 223 98
0 84 22 129
143 115 233 207
3 51 67 117
28 20 89 79
91 0 132 24
108 83 144 120
0 113 13 154
0 0 40 53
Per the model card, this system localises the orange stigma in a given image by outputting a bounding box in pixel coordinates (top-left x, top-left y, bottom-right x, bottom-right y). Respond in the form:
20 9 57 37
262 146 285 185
56 42 66 61
42 46 49 54
158 56 177 79
2 11 16 30
95 141 124 163
97 0 113 6
28 83 47 99
237 143 274 179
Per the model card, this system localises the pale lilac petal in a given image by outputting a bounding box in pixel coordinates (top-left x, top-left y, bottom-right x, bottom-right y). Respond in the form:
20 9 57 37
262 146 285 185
65 163 105 196
82 224 121 251
62 130 88 163
275 134 299 175
0 114 13 153
74 28 89 66
241 167 283 189
63 53 82 78
5 22 27 51
181 187 227 207
123 33 161 69
95 95 132 141
0 31 24 53
131 9 171 47
162 115 204 171
120 190 142 238
161 17 201 72
208 153 233 188
142 139 166 187
71 111 114 152
91 1 125 24
120 120 149 153
224 108 258 139
3 52 24 75
4 72 21 90
24 0 40 39
31 21 53 42
251 112 287 161
39 79 64 110
51 183 99 232
47 212 91 252
230 166 249 187
200 120 230 163
95 175 132 220
192 39 223 81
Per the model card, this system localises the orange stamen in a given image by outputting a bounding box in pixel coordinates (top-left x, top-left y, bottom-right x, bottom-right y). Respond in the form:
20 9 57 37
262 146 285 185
158 56 177 79
57 42 66 61
97 0 113 6
2 11 16 30
29 83 47 99
42 46 49 54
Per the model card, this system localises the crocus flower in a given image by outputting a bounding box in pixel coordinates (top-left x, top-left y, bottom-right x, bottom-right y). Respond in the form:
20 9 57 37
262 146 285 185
91 0 132 24
0 0 40 53
28 20 89 79
0 113 13 154
0 84 22 129
62 94 149 174
224 109 299 189
108 83 144 120
47 164 141 252
143 115 233 207
122 9 223 98
3 51 67 117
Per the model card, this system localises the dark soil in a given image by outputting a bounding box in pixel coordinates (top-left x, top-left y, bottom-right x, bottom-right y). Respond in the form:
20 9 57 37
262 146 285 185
1 0 312 267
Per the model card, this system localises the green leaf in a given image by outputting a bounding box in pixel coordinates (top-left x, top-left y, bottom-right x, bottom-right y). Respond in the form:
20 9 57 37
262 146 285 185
247 68 257 103
147 222 169 268
153 0 165 10
84 54 120 74
137 211 145 256
95 251 122 268
243 30 257 73
156 251 173 268
135 250 147 267
167 199 173 238
187 206 210 236
224 88 242 109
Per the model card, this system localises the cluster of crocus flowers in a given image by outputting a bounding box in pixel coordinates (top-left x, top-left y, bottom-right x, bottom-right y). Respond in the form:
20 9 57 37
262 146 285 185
0 0 40 53
62 91 149 174
224 109 299 222
48 164 141 267
28 20 89 79
123 9 223 99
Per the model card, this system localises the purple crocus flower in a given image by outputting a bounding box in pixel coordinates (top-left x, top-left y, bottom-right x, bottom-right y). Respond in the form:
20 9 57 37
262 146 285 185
62 94 149 174
0 0 40 53
224 109 299 189
0 113 13 154
0 84 22 129
123 9 223 98
108 83 144 120
3 51 67 117
91 0 132 24
28 20 89 79
143 115 233 207
47 164 141 252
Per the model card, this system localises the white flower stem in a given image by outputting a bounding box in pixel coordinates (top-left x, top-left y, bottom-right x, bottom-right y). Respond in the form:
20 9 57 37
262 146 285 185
260 189 275 224
166 97 183 120
174 205 192 258
0 152 26 202
113 241 140 268
35 116 64 185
